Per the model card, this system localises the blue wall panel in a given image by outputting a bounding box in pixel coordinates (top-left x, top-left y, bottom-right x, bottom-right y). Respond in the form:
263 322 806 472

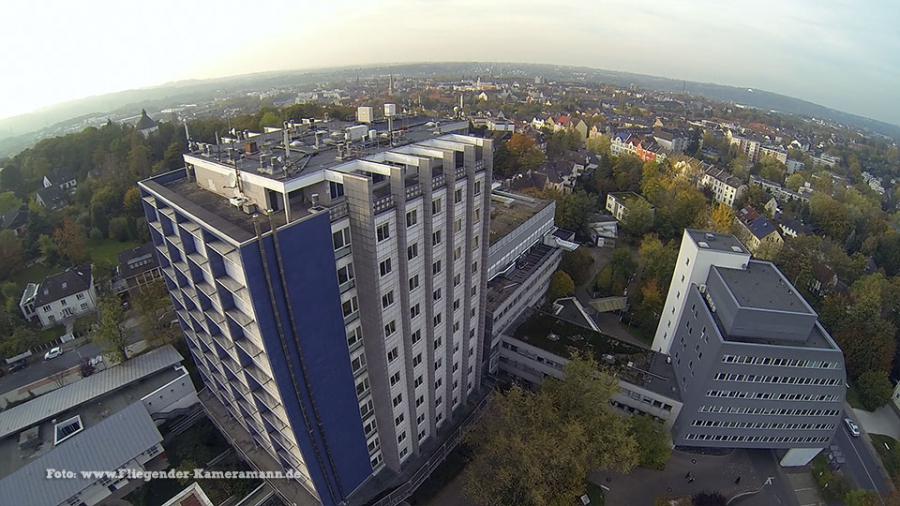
241 213 371 505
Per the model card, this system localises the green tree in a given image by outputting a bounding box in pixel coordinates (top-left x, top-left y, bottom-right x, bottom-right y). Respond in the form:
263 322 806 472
560 249 594 286
810 194 852 243
554 190 596 236
594 248 635 295
612 155 643 191
710 203 735 234
95 296 127 362
621 198 655 237
638 234 677 288
123 187 142 216
0 191 22 214
133 280 178 345
856 370 893 411
587 135 611 157
259 111 282 129
464 357 638 506
108 217 131 242
37 234 59 264
629 415 672 470
505 133 546 174
785 173 805 192
548 271 576 301
54 217 88 265
0 230 24 280
844 489 881 506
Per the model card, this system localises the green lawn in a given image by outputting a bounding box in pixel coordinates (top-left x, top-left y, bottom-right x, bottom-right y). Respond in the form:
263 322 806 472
587 482 606 505
9 261 59 286
846 384 865 410
871 434 900 480
87 238 140 266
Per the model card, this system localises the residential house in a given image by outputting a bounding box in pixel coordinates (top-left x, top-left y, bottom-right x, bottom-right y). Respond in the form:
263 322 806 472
135 109 158 137
810 263 839 297
726 130 763 163
698 165 746 208
112 243 162 297
19 265 97 328
653 128 689 153
574 119 589 139
0 207 28 237
777 217 813 239
750 175 809 204
42 167 78 194
735 207 784 255
606 192 653 222
760 145 788 164
610 132 667 163
34 185 68 210
786 159 805 174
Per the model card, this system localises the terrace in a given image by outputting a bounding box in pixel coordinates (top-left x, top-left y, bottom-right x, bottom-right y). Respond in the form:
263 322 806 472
510 310 681 401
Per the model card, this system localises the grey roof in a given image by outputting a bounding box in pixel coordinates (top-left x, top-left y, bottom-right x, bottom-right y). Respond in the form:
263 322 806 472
136 109 157 130
685 229 747 255
117 243 159 279
746 216 778 240
0 345 182 440
36 185 67 209
713 260 815 314
0 402 162 506
33 264 93 307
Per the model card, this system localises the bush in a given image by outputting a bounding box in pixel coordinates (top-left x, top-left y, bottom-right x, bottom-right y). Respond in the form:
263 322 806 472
811 454 850 501
844 489 880 506
548 271 576 301
629 415 672 470
108 217 131 242
856 370 893 410
560 248 594 285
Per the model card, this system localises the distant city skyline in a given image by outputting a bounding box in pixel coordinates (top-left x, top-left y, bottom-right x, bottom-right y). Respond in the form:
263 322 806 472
2 0 898 125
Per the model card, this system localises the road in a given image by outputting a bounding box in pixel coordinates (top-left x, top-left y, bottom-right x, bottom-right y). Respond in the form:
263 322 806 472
0 341 103 395
834 409 894 497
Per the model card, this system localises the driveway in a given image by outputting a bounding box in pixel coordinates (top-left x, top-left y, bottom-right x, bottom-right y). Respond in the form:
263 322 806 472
853 405 900 440
834 408 895 496
591 448 794 506
0 340 102 399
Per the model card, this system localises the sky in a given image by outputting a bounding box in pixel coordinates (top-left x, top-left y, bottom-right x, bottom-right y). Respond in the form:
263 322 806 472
1 0 899 125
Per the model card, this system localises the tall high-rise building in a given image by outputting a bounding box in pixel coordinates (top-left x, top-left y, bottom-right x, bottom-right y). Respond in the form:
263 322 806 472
138 119 490 505
655 230 846 466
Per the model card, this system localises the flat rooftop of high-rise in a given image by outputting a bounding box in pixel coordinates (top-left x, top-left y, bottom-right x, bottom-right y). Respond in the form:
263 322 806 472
685 229 748 255
489 190 553 246
185 116 466 185
713 260 815 315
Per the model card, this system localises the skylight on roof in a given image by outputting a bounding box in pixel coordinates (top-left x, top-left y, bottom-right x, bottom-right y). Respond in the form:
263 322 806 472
53 415 83 445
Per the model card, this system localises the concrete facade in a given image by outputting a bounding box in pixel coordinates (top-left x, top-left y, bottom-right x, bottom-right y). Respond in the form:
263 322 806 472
139 124 491 505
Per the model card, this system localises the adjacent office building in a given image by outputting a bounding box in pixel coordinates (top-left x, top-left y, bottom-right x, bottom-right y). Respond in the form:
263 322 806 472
139 117 491 505
654 230 845 466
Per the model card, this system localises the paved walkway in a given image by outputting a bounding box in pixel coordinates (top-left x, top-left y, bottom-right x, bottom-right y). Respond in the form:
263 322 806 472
590 449 789 506
853 405 900 439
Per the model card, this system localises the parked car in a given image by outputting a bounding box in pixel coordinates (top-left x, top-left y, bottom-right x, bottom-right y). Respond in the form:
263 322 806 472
844 417 861 437
44 347 63 360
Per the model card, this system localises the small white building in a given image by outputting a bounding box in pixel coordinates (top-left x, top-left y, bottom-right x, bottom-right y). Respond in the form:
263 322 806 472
605 192 652 221
20 265 97 328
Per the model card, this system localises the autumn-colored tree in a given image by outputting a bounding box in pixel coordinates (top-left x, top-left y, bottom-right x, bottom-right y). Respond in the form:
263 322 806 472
548 271 576 301
123 187 142 216
95 295 127 363
0 230 24 279
54 217 89 264
710 203 735 234
464 357 638 506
